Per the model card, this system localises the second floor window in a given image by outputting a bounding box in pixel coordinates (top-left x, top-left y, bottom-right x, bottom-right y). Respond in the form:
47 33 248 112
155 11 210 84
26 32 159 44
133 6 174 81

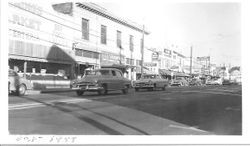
82 18 89 40
117 30 122 48
101 25 107 44
140 38 144 53
129 35 134 52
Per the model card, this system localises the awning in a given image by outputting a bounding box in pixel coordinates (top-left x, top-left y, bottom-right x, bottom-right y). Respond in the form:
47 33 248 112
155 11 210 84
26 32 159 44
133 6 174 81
9 54 73 65
159 69 172 75
143 69 157 74
174 72 190 77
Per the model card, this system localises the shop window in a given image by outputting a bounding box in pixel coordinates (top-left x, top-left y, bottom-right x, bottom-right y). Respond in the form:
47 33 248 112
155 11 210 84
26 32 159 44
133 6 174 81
75 48 82 56
130 59 134 66
126 58 130 64
101 25 107 44
111 70 116 76
82 18 89 40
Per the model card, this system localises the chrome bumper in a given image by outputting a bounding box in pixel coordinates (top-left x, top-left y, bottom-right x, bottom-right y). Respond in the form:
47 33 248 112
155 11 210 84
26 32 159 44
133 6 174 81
72 85 103 91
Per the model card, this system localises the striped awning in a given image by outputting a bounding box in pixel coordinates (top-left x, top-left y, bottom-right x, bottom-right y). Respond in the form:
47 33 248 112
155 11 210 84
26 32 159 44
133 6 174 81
9 54 73 65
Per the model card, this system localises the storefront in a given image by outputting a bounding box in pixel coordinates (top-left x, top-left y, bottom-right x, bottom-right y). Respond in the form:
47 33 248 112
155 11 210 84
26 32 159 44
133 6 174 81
8 40 75 79
8 2 76 78
100 51 125 66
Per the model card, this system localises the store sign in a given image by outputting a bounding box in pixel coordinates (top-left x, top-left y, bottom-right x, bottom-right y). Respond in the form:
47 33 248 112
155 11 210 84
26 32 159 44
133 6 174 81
13 2 43 15
163 49 172 57
9 2 73 46
197 56 210 61
144 62 157 67
152 52 159 60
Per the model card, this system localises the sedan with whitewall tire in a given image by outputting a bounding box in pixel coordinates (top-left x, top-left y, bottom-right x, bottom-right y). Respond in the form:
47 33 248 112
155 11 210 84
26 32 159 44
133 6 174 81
71 68 131 96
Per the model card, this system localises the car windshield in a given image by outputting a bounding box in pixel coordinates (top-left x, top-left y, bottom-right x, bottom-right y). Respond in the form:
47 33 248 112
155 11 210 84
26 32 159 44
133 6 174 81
86 70 110 76
142 75 157 79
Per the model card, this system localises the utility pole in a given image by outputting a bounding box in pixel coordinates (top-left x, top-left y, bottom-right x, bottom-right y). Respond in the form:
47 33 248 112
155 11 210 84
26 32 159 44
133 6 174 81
141 25 145 76
208 56 211 75
190 46 193 75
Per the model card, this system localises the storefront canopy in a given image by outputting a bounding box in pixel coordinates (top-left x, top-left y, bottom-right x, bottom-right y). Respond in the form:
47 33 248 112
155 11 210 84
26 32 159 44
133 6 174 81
159 69 172 75
159 69 190 77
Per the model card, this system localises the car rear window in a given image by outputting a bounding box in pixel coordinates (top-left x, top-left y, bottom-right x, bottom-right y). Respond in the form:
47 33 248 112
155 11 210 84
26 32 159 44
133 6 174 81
143 75 156 79
87 70 110 76
9 70 18 76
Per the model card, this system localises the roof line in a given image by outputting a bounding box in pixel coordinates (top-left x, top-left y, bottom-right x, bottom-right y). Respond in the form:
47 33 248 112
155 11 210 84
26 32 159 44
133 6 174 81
76 2 150 35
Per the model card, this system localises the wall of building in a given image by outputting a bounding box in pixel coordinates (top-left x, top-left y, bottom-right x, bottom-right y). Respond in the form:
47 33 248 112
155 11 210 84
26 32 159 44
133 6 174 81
8 2 77 78
8 2 147 80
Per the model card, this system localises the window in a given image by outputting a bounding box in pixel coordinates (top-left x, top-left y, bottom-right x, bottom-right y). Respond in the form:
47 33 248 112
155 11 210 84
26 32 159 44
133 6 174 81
115 71 122 77
82 18 89 40
140 38 144 53
101 25 107 44
129 35 134 52
136 60 140 66
126 58 130 64
117 30 122 48
111 70 116 76
130 59 134 65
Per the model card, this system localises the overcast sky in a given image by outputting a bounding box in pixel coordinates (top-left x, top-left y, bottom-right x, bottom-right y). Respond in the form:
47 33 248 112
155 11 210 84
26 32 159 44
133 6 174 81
96 2 241 67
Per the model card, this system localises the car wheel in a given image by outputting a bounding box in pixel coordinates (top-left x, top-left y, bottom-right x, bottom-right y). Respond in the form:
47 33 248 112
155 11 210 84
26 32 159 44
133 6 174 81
17 84 26 96
76 90 84 96
98 84 107 95
122 85 129 94
135 88 139 92
162 85 167 91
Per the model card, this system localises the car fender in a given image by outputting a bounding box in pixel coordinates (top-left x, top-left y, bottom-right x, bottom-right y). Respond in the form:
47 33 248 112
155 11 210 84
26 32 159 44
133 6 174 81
19 78 33 90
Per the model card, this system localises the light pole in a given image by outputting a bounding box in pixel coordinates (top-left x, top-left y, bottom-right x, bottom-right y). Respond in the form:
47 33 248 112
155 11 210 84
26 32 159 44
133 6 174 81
190 46 193 75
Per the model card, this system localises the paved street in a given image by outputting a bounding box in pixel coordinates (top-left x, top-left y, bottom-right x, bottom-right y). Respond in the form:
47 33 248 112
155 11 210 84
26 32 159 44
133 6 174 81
9 85 241 135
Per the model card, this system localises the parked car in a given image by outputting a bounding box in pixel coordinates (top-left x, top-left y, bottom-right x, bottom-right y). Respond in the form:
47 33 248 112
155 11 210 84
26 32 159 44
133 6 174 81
134 74 169 91
71 68 131 96
222 79 239 85
171 77 189 86
8 69 33 96
189 78 203 86
206 78 223 85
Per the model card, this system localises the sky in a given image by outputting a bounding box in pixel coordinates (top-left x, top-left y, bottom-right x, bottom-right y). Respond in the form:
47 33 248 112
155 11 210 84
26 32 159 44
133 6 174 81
96 2 241 67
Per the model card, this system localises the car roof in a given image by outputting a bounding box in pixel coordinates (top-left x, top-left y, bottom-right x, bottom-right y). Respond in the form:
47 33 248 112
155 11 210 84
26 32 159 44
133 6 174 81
97 68 122 72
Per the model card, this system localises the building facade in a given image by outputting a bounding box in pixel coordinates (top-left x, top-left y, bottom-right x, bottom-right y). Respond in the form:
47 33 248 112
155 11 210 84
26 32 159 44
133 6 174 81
8 2 149 80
